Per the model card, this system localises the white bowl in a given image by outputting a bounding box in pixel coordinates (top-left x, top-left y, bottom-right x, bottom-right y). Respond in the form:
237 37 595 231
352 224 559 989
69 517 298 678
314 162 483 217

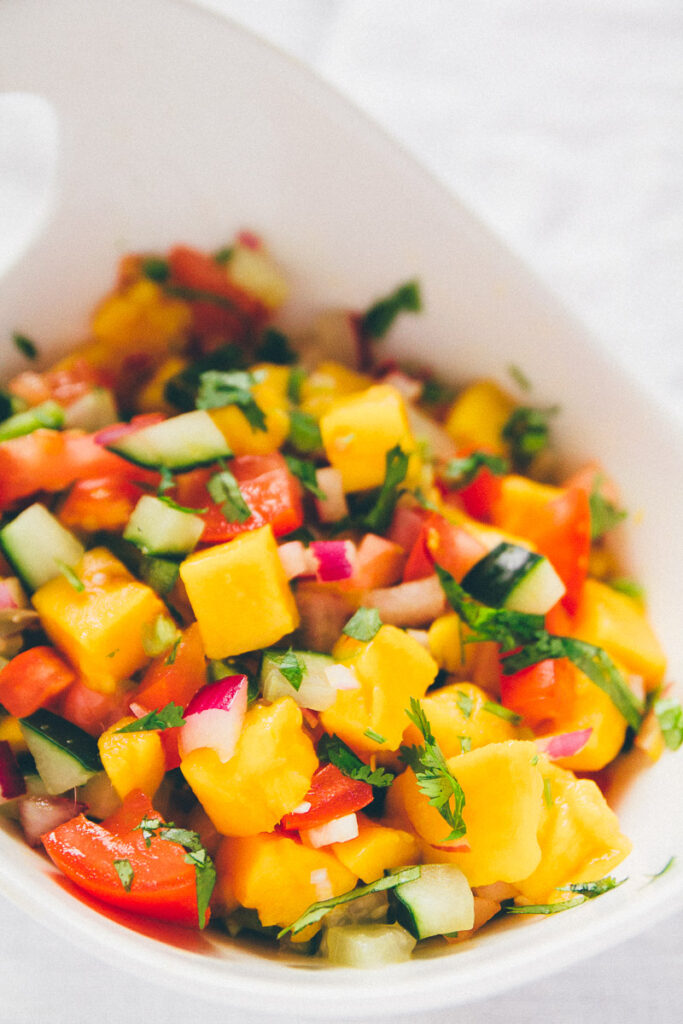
0 0 681 1017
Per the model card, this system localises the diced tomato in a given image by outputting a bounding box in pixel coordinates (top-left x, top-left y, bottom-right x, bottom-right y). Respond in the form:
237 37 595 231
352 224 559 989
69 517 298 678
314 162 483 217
403 513 487 583
10 359 111 409
58 677 134 737
0 647 76 718
174 453 303 544
102 789 156 834
450 464 504 523
337 534 406 591
280 763 373 831
388 505 428 553
59 476 143 533
134 623 207 714
42 790 207 927
500 657 575 731
168 245 265 339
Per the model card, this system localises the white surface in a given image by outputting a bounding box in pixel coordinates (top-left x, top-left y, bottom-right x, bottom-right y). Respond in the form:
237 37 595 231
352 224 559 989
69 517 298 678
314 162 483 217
0 0 681 1021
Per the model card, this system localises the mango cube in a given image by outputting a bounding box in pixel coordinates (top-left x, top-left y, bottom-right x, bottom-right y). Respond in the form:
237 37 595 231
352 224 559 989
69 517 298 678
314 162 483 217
179 525 299 659
444 380 515 455
98 716 166 800
300 360 373 419
209 380 289 456
331 815 419 883
32 547 166 693
402 682 523 759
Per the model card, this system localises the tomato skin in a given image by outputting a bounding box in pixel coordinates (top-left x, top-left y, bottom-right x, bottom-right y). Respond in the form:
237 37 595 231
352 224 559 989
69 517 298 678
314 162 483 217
42 791 206 927
0 647 76 718
403 513 486 583
168 245 265 340
135 623 207 714
280 763 372 831
58 677 133 736
60 476 143 533
500 657 575 731
452 465 503 523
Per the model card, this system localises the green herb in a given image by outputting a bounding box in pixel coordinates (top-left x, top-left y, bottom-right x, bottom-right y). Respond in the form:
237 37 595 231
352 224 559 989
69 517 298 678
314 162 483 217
12 332 38 360
435 565 546 648
140 256 170 282
361 446 410 534
458 735 472 753
442 452 508 490
213 245 234 265
482 701 522 725
164 635 182 666
164 344 245 411
508 364 531 392
455 690 474 719
420 377 455 407
196 369 267 431
505 896 586 915
654 697 683 751
363 728 386 744
164 284 241 313
589 481 627 541
360 280 421 340
157 466 175 493
116 703 185 733
562 877 624 898
56 561 85 593
0 400 65 442
278 866 420 937
530 753 539 765
255 327 297 365
134 817 215 928
400 698 466 842
265 649 305 691
0 388 16 421
608 578 645 602
113 859 134 891
287 366 307 404
156 494 208 515
207 464 252 523
288 409 323 453
543 777 553 808
502 405 557 469
142 614 180 658
506 875 624 916
343 607 382 642
647 856 676 881
284 455 326 499
318 733 394 788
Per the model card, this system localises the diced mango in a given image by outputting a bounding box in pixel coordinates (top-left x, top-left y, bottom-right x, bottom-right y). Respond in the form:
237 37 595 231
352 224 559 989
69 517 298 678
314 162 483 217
390 740 544 886
98 716 166 800
32 548 166 693
250 363 292 404
226 244 289 311
542 661 627 772
0 714 27 754
444 380 515 455
427 615 480 676
331 815 419 883
91 279 191 352
320 384 416 492
402 682 523 759
219 831 357 937
136 355 189 413
180 698 317 836
516 761 631 903
300 361 373 419
491 475 564 534
179 525 299 659
321 625 438 752
209 380 289 456
569 579 666 689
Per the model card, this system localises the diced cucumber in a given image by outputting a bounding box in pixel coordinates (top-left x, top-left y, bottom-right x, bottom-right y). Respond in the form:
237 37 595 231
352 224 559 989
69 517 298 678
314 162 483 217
139 554 180 595
19 710 102 795
261 650 335 711
390 863 474 939
0 503 85 592
124 495 205 558
105 409 231 471
323 923 416 967
78 770 121 819
0 400 65 441
461 541 565 614
63 387 118 432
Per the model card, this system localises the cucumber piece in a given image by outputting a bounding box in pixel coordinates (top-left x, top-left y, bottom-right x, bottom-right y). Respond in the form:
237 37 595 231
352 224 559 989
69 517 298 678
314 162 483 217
0 400 64 441
19 710 102 795
63 387 118 432
461 541 565 615
261 650 335 711
324 923 416 966
139 554 180 595
124 494 205 558
390 863 474 939
105 409 231 471
0 503 85 592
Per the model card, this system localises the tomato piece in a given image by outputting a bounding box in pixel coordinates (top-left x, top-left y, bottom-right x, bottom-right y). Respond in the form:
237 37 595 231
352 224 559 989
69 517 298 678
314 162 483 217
60 476 143 533
10 360 111 408
58 677 133 736
134 623 207 713
280 763 373 831
500 658 575 731
453 465 504 523
42 792 206 927
403 513 486 582
168 245 265 339
0 647 76 718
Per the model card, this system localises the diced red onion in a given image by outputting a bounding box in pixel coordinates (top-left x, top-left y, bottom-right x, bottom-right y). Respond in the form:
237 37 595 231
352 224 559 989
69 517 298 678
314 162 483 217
310 540 356 582
380 371 423 403
0 578 25 611
430 839 471 853
406 405 457 460
178 675 247 764
366 575 447 627
314 467 349 523
302 812 359 849
0 740 25 801
278 540 316 580
324 664 360 692
536 728 593 760
20 794 84 847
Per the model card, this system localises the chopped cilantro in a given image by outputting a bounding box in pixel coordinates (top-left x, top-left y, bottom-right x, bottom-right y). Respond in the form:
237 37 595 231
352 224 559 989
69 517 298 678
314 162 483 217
343 607 382 642
113 859 134 891
288 409 323 453
589 481 627 540
508 364 532 392
116 703 185 733
361 445 410 534
156 494 208 515
12 332 38 360
287 366 307 405
455 690 474 719
207 464 252 523
284 455 326 499
458 735 472 753
654 697 683 751
134 817 215 928
363 728 387 744
506 875 624 916
213 245 234 265
56 561 85 593
482 701 522 725
255 327 297 365
360 280 422 340
318 733 394 788
164 344 245 411
420 377 455 407
442 452 508 490
278 866 420 937
505 896 587 915
543 777 553 808
196 369 267 431
502 405 557 469
400 698 466 842
264 649 305 691
140 256 170 282
142 614 180 658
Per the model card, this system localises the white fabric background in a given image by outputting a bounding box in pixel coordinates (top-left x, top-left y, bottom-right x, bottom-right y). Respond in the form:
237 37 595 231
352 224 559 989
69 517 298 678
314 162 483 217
0 1 681 1021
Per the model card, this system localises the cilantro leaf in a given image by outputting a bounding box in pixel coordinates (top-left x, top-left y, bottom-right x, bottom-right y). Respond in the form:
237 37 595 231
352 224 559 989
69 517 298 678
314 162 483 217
506 875 625 915
455 690 474 719
113 859 134 891
207 464 252 523
278 866 420 937
12 332 38 360
140 256 170 283
654 697 683 751
420 377 456 407
400 697 466 842
507 364 531 392
164 344 245 411
287 366 307 405
502 405 557 469
505 896 588 915
482 701 521 725
264 649 305 691
434 565 545 648
589 482 627 541
360 280 422 340
342 607 382 642
157 466 175 493
361 445 410 534
156 494 207 515
608 577 645 603
318 733 394 788
441 452 508 490
133 817 215 928
288 409 323 453
196 369 267 431
254 327 297 365
115 702 185 733
284 455 326 499
56 561 85 593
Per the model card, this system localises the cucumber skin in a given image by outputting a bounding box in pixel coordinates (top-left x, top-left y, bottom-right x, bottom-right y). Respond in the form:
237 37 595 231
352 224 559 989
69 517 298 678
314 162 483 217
461 542 542 607
19 709 103 776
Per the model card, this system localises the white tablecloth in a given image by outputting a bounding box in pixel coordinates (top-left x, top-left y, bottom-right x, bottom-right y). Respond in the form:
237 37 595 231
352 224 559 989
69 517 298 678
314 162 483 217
1 1 681 1021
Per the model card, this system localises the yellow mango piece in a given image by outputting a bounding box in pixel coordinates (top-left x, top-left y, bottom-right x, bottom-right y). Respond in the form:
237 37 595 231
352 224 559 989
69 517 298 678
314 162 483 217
300 361 373 419
516 761 631 903
209 380 289 456
98 716 165 800
91 279 191 352
444 380 515 455
331 814 419 883
32 548 166 693
569 578 666 689
427 616 482 677
491 475 564 535
226 244 288 310
250 363 292 404
402 682 523 759
391 740 544 886
136 355 188 413
0 715 27 754
181 698 316 836
179 525 299 659
220 831 357 936
543 661 627 772
320 384 416 492
321 625 438 752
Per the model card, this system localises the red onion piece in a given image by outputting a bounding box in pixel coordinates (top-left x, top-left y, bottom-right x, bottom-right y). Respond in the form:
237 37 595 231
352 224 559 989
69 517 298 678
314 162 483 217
0 578 25 611
179 675 248 763
310 540 356 582
302 812 359 849
314 467 348 524
278 540 316 580
0 740 25 801
536 728 593 760
20 794 84 847
366 574 447 627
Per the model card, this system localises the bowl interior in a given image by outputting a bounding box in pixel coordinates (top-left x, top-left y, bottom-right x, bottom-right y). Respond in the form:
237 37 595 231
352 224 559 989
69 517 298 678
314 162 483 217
0 0 681 1016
